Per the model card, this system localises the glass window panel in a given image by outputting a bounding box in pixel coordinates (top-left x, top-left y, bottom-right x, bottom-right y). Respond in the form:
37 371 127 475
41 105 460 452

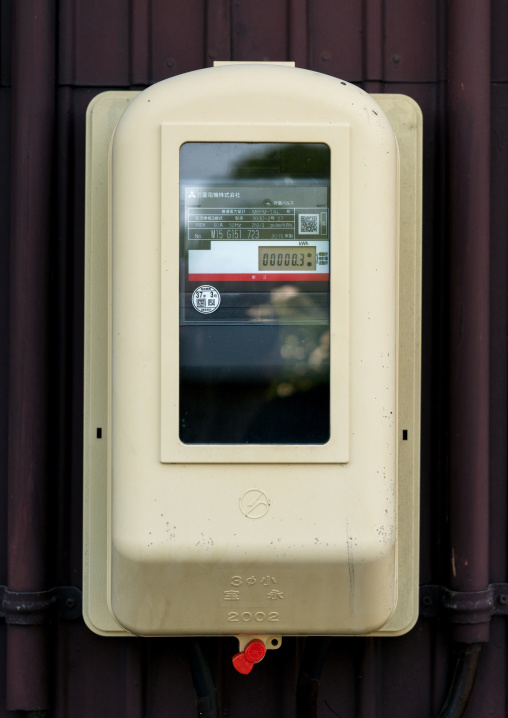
179 142 330 445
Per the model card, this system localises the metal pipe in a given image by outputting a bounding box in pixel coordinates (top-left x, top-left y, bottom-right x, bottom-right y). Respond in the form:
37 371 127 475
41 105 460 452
7 0 55 709
447 0 491 642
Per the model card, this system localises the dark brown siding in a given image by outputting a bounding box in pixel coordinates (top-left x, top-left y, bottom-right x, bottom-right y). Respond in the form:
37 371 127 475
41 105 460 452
1 0 507 715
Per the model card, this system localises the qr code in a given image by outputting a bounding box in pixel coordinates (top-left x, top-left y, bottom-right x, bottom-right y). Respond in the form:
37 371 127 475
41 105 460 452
299 213 319 234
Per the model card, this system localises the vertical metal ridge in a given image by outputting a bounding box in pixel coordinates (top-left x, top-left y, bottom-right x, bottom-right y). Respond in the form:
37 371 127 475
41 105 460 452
57 0 76 86
206 0 232 66
130 0 151 85
357 638 378 718
447 0 491 643
289 0 309 68
7 0 56 709
123 641 144 718
362 0 384 90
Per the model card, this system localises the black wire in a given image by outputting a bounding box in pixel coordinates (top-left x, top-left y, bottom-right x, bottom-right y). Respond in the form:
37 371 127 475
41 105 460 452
186 639 220 718
186 635 481 718
437 643 482 718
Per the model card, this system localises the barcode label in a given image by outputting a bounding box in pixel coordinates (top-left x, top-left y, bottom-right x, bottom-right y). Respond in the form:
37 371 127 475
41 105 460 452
299 213 319 234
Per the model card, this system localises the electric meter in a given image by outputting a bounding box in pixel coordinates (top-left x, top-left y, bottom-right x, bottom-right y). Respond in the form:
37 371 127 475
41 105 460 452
84 63 422 647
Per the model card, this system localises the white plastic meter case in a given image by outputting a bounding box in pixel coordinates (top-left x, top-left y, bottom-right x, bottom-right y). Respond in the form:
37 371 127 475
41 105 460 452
84 64 422 648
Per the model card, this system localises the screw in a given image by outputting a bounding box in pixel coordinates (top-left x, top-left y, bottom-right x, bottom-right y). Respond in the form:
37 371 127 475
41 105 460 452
422 596 432 607
321 51 330 62
166 58 175 68
499 594 507 605
392 54 401 64
66 598 76 609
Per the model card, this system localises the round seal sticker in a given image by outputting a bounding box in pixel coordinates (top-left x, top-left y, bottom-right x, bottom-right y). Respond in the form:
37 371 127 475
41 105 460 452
191 285 221 315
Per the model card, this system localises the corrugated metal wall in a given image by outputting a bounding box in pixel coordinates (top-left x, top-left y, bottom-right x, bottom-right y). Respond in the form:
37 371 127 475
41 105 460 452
1 0 507 715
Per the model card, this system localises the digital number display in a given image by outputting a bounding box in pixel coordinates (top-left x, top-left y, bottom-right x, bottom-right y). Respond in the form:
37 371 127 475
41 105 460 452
258 246 316 271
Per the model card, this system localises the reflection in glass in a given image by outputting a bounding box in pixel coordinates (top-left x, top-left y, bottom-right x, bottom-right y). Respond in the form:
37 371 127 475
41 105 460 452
179 143 330 445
